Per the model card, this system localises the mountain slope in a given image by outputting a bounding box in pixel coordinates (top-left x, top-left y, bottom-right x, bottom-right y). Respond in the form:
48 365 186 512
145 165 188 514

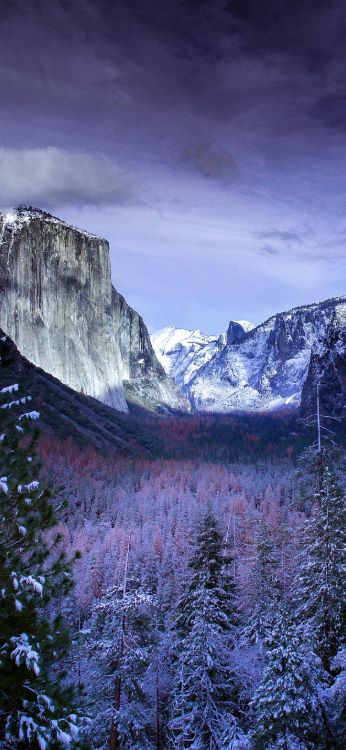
151 321 254 392
181 297 346 413
0 207 187 414
151 326 224 388
0 330 163 455
301 303 346 417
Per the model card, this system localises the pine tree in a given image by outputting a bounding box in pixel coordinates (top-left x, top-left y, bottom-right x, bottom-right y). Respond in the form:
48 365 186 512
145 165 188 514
296 465 346 673
0 340 80 748
251 601 324 750
83 574 157 749
242 518 279 647
168 512 241 749
323 646 346 748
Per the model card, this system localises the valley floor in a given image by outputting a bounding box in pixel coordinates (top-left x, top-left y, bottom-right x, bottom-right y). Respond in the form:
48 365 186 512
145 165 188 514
38 433 345 749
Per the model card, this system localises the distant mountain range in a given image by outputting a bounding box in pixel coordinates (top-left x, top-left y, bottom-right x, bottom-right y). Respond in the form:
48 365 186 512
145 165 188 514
0 206 344 420
151 321 255 390
152 299 346 415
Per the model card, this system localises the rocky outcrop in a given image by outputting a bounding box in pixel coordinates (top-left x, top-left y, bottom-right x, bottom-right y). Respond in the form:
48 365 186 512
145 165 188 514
301 304 346 417
226 321 247 345
0 207 187 413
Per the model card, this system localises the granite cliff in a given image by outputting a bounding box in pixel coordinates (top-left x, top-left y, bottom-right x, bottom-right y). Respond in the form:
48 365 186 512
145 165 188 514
0 207 187 413
0 329 162 455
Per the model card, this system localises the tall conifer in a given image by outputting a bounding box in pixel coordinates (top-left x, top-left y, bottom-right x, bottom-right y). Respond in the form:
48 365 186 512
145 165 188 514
168 512 241 749
0 336 79 748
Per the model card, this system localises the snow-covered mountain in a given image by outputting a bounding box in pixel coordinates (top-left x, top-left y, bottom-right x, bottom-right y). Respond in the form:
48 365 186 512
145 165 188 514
151 326 225 389
151 321 255 391
153 299 346 414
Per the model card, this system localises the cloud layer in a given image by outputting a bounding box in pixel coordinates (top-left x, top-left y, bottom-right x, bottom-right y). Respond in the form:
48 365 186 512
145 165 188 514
0 1 345 329
0 148 134 208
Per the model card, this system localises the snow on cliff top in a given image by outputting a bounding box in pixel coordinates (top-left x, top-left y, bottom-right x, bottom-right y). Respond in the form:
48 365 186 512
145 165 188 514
0 206 105 242
234 320 255 332
151 321 255 353
151 326 222 386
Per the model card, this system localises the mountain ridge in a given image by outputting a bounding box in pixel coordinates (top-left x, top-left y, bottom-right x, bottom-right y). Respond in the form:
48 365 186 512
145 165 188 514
152 296 346 415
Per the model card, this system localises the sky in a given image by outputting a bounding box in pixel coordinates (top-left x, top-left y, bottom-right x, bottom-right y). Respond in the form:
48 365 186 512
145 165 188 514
1 0 346 334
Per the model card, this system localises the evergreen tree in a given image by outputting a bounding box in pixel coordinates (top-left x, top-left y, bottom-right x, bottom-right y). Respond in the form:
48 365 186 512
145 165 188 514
84 575 157 749
323 646 346 748
168 512 241 749
251 601 324 750
296 465 346 673
242 518 279 647
0 344 79 747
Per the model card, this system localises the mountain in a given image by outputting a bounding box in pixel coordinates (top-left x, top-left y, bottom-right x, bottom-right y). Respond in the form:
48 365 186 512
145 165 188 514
0 330 163 456
156 298 346 414
0 207 187 414
151 320 254 391
151 326 224 389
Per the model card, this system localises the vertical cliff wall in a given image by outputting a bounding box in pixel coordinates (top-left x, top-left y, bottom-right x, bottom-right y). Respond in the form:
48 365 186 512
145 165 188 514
0 208 187 413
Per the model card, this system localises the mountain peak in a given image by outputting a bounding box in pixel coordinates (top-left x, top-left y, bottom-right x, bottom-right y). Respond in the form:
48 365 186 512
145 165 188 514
151 326 222 389
227 320 255 345
0 211 188 414
0 205 102 241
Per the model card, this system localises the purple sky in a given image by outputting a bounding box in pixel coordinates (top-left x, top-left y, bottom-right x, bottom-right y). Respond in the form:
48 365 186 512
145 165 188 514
1 0 346 333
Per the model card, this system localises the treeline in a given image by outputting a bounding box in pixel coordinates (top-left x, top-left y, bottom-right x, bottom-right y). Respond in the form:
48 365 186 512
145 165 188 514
141 411 346 463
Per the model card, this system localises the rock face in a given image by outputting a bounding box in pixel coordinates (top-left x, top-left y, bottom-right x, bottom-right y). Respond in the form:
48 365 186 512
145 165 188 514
226 319 254 345
0 329 162 455
0 207 187 413
301 303 346 417
155 299 346 414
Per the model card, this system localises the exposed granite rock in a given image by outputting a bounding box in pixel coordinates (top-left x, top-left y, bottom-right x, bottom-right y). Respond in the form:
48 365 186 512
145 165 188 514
301 305 346 418
226 321 247 345
0 207 187 413
0 328 162 455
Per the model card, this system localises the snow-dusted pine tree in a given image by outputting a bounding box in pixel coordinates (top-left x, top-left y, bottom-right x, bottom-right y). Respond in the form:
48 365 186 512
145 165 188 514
83 570 157 749
251 601 324 750
168 512 241 749
0 337 80 748
242 518 280 647
296 465 346 674
323 646 346 748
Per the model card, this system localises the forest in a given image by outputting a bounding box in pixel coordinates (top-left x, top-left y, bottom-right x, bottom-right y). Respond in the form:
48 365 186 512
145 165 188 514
0 364 345 749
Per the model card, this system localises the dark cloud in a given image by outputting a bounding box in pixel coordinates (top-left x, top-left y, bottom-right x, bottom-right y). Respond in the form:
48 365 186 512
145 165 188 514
259 244 280 258
182 141 238 183
310 95 346 131
1 0 346 162
258 230 303 244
